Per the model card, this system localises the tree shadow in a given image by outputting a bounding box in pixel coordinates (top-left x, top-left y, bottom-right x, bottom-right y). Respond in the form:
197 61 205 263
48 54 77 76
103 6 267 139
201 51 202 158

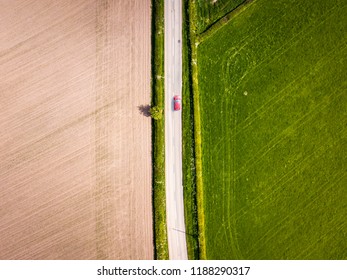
138 104 151 117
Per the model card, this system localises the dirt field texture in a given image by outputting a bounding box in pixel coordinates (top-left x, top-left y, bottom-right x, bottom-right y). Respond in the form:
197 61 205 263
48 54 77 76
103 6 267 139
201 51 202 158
0 0 153 259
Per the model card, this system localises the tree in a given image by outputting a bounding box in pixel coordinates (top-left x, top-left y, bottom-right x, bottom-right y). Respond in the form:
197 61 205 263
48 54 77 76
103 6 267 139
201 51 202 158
150 106 163 120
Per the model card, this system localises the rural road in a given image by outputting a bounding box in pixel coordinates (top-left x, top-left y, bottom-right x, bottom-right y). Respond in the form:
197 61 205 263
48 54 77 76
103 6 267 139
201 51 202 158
164 0 188 259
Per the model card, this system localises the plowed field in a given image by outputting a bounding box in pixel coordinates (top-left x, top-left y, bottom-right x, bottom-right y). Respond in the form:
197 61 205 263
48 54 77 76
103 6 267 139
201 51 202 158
0 0 152 259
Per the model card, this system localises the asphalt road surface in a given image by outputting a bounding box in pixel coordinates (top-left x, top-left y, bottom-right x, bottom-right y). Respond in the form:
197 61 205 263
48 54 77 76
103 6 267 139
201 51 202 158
164 0 188 260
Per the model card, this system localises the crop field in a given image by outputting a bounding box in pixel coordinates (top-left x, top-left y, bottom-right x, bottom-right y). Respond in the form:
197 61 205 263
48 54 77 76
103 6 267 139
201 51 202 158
195 0 347 259
0 0 153 259
193 0 245 34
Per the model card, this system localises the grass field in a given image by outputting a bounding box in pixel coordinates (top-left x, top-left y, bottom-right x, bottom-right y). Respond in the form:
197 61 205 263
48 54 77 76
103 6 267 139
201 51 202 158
195 0 347 259
193 0 246 34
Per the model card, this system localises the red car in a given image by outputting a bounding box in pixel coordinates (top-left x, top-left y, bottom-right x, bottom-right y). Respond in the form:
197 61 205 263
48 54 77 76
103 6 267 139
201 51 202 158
174 95 181 111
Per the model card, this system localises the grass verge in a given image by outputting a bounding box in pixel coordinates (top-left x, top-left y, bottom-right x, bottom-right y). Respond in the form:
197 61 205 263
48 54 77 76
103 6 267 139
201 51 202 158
182 0 200 260
186 0 207 260
151 0 169 260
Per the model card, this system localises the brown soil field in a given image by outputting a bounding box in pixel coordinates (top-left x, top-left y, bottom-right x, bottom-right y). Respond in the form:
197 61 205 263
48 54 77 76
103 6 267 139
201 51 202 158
0 0 152 259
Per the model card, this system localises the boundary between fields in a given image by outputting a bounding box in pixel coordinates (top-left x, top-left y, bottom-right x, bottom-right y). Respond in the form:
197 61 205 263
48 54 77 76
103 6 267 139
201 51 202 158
198 0 255 41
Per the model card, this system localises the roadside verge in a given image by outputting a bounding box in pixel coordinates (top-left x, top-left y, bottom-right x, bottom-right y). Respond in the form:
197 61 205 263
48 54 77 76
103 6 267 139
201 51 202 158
152 0 169 260
182 0 200 260
186 0 206 260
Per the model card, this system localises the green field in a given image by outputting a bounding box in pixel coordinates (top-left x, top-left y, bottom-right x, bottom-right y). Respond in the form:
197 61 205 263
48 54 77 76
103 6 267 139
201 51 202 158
195 0 347 259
